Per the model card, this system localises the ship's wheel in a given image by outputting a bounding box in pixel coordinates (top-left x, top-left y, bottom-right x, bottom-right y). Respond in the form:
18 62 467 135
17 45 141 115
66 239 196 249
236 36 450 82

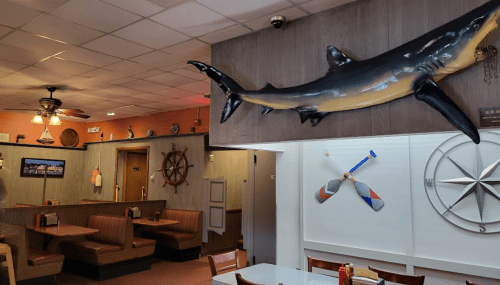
159 143 193 193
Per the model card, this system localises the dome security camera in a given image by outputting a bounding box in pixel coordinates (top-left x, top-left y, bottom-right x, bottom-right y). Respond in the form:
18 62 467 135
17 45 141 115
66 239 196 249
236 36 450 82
270 16 286 29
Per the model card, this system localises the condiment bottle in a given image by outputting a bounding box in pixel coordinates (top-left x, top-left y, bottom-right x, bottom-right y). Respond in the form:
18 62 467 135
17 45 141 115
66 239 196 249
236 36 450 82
35 213 41 227
338 264 346 285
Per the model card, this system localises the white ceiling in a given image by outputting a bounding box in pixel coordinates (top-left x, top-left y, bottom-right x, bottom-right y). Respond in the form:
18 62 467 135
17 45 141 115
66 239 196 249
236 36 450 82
0 0 355 122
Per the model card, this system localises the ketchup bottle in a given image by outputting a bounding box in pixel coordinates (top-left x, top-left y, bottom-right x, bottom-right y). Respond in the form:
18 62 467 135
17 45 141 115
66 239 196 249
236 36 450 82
338 264 346 285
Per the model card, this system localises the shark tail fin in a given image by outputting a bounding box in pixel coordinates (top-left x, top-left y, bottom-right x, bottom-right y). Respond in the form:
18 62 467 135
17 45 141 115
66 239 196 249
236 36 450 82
188 61 244 123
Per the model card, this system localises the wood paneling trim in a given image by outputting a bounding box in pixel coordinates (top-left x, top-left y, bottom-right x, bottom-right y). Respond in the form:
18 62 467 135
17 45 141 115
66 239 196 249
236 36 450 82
0 142 86 151
84 132 207 147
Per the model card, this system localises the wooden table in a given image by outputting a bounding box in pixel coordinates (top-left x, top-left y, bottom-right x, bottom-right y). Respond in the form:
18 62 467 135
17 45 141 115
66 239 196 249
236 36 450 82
27 224 99 249
132 218 179 230
212 263 338 285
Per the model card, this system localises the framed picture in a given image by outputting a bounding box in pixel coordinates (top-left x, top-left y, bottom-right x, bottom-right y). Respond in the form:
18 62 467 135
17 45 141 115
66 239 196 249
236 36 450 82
20 158 65 178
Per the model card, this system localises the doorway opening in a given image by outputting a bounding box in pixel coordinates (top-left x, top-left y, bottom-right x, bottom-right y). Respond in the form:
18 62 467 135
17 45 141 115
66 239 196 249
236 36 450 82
114 146 150 202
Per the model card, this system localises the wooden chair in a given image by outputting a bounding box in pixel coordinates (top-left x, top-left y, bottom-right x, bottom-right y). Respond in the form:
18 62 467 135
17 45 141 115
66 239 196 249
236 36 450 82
368 266 425 285
307 256 346 273
208 249 247 277
0 244 16 285
235 273 283 285
466 281 481 285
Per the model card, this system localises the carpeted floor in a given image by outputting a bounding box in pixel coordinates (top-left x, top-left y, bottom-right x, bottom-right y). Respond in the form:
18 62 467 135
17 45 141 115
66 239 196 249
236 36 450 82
57 256 213 285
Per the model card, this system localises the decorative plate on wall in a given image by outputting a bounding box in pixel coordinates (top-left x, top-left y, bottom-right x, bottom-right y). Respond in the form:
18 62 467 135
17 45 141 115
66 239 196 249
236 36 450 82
424 132 500 234
170 123 179 134
60 128 79 147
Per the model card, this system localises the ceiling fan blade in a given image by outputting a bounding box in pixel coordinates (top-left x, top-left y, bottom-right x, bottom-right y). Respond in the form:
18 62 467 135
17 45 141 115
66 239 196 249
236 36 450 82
62 112 91 119
3 108 38 111
23 84 82 92
59 108 85 114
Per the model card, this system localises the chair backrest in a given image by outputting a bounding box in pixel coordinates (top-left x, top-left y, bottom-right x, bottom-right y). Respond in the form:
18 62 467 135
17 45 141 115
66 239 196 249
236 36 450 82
235 273 283 285
307 256 345 273
466 281 481 285
208 249 247 277
368 266 425 285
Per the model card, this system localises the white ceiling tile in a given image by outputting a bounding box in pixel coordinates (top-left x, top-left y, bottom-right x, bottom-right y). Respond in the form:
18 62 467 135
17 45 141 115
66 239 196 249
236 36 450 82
111 105 157 114
0 25 13 37
82 35 153 59
0 71 10 79
110 96 152 104
102 86 145 96
139 101 185 111
80 68 114 78
300 0 355 14
145 72 198 87
199 24 251 44
35 57 96 75
244 7 308 31
50 0 142 32
130 51 173 64
181 94 210 105
14 66 73 84
5 0 69 12
131 69 165 79
0 44 54 64
145 0 188 9
170 68 208 81
88 100 128 111
197 0 292 22
104 60 142 71
101 0 164 17
84 90 124 100
130 93 172 102
288 0 311 3
120 79 168 92
108 77 137 85
161 39 209 55
177 81 210 94
0 30 69 54
157 61 191 72
57 75 92 85
58 48 122 68
161 98 199 107
153 88 200 99
150 2 236 37
113 19 190 49
0 59 26 73
0 0 41 28
21 14 105 45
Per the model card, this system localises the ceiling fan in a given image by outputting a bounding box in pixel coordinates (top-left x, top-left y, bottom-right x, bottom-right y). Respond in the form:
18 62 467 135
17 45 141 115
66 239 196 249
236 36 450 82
6 86 90 120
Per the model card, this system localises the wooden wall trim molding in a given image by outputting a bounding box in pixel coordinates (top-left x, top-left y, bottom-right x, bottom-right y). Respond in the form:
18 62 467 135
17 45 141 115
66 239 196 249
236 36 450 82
0 141 86 151
84 132 207 147
209 0 499 146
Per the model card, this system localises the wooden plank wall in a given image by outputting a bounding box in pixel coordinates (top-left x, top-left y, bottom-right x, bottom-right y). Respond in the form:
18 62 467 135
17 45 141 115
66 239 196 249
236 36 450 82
202 208 242 256
210 0 497 146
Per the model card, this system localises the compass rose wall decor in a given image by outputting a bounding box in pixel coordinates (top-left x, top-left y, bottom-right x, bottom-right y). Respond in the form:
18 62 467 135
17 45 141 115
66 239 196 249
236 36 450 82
424 132 500 234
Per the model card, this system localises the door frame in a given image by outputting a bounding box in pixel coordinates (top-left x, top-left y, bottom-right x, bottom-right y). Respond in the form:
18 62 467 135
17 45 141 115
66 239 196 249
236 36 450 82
114 146 150 202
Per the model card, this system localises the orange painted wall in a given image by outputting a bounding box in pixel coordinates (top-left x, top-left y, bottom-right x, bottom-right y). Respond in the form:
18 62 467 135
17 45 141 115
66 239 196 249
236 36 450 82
0 106 210 147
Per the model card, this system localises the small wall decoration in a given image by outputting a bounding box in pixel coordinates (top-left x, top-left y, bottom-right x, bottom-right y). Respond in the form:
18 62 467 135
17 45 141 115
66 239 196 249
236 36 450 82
20 158 65 178
60 128 79 147
36 126 54 144
189 0 500 145
128 125 134 138
319 149 384 211
424 132 500 233
159 143 193 193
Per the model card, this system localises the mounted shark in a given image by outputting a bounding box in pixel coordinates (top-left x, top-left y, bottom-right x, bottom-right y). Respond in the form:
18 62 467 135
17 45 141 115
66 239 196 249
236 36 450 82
189 0 500 144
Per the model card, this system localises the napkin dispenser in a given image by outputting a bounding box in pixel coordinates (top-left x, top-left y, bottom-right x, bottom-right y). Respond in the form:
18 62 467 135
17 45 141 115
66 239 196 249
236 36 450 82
44 213 59 226
127 207 141 219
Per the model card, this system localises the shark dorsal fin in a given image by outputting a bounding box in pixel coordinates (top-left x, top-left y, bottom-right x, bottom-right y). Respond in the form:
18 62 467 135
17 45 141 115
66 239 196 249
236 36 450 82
260 82 277 92
327 46 355 72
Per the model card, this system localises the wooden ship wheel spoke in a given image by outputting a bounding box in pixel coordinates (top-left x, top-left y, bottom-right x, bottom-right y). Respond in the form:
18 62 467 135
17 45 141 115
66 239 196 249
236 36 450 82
159 143 194 193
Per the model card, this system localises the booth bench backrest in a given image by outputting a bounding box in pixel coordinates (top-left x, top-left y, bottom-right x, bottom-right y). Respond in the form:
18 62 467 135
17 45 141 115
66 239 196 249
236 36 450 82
161 209 202 234
87 215 132 248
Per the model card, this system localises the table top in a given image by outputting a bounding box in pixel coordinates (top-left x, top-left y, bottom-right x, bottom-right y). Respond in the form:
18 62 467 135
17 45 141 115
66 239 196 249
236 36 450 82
212 263 338 285
132 218 179 227
26 223 99 237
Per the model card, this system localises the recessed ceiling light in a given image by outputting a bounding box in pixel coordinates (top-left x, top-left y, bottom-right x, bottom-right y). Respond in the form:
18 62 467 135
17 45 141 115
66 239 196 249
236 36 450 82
107 112 115 116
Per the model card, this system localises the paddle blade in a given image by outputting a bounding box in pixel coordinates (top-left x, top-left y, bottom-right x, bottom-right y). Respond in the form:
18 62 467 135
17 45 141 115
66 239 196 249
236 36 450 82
353 181 384 211
315 179 342 203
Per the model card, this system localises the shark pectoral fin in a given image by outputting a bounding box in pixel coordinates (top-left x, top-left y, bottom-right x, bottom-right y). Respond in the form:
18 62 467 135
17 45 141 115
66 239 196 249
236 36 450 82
261 107 274 115
310 112 330 127
327 46 356 72
414 76 480 144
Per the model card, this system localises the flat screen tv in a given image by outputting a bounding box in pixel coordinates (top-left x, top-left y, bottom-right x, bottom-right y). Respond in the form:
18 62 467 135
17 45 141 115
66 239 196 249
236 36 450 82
20 158 65 178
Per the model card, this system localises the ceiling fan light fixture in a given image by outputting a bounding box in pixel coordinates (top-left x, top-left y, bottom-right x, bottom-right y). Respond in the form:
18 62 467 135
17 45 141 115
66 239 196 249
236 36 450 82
49 115 61 126
31 113 44 124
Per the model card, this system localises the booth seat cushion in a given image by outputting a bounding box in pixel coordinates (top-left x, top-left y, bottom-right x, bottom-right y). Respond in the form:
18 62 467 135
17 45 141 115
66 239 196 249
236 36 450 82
62 240 122 255
87 215 128 247
161 209 201 234
133 238 156 249
28 248 64 266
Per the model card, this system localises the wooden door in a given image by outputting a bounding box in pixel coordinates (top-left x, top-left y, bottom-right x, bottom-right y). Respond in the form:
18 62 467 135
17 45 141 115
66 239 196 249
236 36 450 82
123 152 148 201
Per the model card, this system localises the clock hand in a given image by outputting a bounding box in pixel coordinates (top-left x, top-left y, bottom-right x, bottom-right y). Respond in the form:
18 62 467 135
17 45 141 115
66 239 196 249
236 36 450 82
315 150 376 203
